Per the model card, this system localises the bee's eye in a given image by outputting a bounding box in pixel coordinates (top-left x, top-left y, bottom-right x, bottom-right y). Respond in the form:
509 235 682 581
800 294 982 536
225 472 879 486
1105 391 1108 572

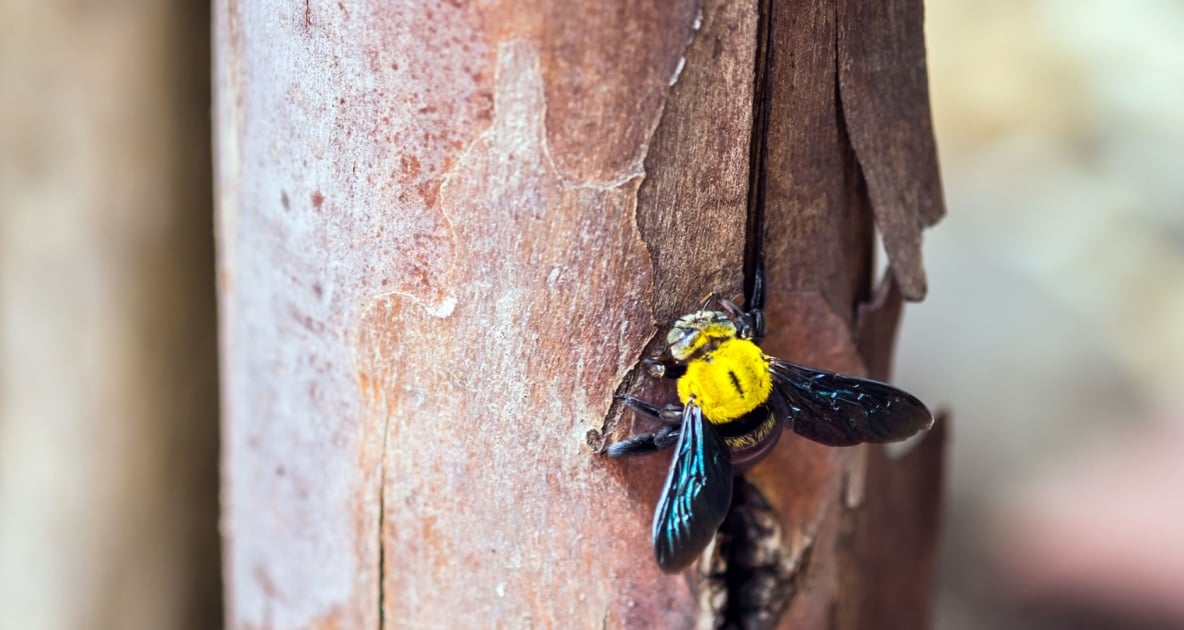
670 326 699 344
666 327 687 346
667 328 699 361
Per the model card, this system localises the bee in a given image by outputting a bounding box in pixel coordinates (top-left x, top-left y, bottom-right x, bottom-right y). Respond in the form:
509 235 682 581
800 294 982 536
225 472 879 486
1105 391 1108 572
608 266 934 572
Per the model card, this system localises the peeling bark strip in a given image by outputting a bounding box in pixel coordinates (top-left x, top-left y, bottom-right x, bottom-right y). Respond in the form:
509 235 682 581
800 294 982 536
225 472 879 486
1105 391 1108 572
837 0 946 301
633 0 756 324
215 0 943 628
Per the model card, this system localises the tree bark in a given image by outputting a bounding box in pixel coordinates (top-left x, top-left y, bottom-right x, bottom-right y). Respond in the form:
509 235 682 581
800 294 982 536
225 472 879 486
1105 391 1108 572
215 0 943 628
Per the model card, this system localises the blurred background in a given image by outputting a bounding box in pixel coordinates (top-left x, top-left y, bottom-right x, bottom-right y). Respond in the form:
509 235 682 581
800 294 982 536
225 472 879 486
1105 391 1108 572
1 1 1181 629
0 3 221 629
899 0 1184 628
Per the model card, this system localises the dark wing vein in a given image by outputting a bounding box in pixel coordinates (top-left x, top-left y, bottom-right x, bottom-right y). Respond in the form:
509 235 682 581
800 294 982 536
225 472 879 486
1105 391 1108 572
651 403 733 572
768 358 933 447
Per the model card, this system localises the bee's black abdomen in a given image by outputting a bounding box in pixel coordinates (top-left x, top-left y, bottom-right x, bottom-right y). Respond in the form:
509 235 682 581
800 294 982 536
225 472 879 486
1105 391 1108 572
712 406 783 471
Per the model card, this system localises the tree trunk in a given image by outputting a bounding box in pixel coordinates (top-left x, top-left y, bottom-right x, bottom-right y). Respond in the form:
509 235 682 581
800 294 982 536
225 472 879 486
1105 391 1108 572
214 0 944 628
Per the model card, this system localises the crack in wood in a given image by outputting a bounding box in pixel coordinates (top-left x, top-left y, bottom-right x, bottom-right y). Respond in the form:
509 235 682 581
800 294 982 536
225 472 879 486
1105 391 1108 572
743 0 773 305
377 408 392 630
702 478 812 629
376 482 385 630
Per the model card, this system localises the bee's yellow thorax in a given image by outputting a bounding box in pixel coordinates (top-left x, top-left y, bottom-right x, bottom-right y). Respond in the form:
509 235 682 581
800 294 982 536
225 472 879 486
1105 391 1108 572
677 338 772 424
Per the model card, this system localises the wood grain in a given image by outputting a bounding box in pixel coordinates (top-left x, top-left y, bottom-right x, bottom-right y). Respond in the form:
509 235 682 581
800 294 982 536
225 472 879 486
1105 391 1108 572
215 0 944 627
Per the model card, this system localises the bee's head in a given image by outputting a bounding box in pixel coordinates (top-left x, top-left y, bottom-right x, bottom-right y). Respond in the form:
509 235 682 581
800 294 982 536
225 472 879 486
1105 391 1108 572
666 310 737 361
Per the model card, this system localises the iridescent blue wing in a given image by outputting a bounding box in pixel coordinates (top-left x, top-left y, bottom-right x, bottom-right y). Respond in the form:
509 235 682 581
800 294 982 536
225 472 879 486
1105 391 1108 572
768 358 933 446
652 403 733 572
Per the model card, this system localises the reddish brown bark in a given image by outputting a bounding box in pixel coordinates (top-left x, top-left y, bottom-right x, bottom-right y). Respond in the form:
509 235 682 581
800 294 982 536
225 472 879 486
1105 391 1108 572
215 0 943 627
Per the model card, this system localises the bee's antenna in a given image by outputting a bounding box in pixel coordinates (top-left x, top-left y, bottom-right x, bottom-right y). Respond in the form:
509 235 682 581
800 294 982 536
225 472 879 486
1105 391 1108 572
697 291 720 312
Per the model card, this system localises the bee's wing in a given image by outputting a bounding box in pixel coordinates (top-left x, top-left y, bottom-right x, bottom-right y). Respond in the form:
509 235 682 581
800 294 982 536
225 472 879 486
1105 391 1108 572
768 358 934 446
652 402 733 573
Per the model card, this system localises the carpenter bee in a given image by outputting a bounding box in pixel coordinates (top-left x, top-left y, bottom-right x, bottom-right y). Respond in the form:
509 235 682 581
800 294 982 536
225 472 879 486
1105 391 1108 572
608 266 933 572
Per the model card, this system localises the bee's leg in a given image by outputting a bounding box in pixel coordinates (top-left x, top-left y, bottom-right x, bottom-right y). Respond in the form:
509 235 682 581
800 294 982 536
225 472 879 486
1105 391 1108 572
641 356 687 380
750 307 765 342
606 425 681 457
715 261 768 342
620 396 683 425
606 397 684 457
732 259 767 342
746 259 766 312
719 297 765 342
